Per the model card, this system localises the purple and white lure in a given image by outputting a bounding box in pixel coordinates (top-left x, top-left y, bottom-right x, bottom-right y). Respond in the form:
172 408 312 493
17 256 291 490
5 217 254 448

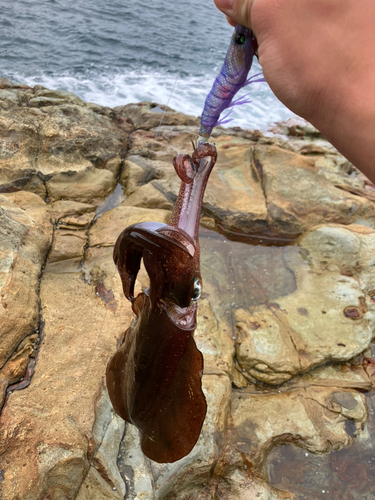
198 24 264 144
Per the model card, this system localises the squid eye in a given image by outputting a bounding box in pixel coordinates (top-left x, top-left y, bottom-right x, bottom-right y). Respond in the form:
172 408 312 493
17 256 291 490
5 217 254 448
191 276 202 302
235 33 246 45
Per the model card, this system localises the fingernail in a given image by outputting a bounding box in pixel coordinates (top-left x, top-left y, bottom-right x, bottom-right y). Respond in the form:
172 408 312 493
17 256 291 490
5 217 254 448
213 0 235 14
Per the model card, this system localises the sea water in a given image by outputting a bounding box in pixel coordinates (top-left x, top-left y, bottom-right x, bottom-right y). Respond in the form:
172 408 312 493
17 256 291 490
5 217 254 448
0 0 296 130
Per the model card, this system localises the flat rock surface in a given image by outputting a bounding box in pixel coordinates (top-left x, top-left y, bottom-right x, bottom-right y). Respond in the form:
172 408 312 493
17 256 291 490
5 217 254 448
1 82 375 500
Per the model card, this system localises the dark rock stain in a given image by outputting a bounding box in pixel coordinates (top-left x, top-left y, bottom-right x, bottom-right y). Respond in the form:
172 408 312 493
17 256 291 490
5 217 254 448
297 307 308 316
344 307 362 319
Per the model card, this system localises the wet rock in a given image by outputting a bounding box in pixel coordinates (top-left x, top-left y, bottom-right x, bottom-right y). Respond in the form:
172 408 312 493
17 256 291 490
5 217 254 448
1 83 375 500
254 146 375 236
0 192 51 380
47 229 87 264
115 101 199 130
119 372 232 500
0 263 132 499
0 82 129 198
235 225 375 385
195 298 234 376
122 182 174 211
76 390 126 499
47 165 116 205
89 205 171 248
231 386 367 470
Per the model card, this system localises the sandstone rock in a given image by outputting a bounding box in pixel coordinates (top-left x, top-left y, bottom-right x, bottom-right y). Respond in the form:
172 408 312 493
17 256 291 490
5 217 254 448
115 101 199 130
0 83 130 199
202 135 269 237
231 386 367 471
47 228 87 264
120 156 169 196
1 84 375 500
235 224 375 385
0 193 51 392
27 88 87 108
89 205 171 248
124 126 375 240
195 298 234 376
123 182 174 211
47 165 116 205
0 263 132 499
47 200 96 224
0 334 39 410
254 146 375 237
76 390 126 499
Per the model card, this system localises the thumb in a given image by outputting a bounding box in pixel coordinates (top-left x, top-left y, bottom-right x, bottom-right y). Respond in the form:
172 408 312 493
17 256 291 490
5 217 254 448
213 0 254 29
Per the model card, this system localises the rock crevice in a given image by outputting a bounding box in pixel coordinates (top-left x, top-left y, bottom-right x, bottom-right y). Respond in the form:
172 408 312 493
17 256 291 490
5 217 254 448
1 85 375 500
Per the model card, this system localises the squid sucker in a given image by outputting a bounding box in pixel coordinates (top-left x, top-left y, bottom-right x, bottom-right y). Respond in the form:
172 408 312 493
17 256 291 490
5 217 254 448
198 23 264 144
106 143 217 463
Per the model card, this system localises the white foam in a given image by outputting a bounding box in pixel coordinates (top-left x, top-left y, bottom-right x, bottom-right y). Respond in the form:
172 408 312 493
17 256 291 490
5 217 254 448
9 67 297 132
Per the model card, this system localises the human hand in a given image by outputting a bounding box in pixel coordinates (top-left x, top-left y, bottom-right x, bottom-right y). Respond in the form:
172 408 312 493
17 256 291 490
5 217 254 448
213 0 375 180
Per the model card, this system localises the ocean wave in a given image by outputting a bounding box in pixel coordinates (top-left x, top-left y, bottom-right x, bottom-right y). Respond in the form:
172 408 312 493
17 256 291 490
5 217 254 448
7 68 296 132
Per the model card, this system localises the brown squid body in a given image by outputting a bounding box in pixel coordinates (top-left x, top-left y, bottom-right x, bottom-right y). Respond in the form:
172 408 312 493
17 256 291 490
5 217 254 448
106 143 217 463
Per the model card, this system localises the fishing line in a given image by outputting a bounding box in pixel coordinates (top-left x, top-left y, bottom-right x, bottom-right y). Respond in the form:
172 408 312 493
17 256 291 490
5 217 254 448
157 75 178 130
144 75 178 167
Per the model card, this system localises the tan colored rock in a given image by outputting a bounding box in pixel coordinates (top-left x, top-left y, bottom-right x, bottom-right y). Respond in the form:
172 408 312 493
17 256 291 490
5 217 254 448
231 386 367 472
76 468 123 500
121 154 181 204
2 85 375 500
76 390 126 499
202 134 268 236
121 159 148 195
0 83 129 198
0 263 132 499
235 307 300 385
235 225 375 385
0 334 39 409
103 154 122 175
47 165 116 204
255 145 375 236
195 298 234 376
47 200 96 224
115 101 199 130
27 88 87 108
89 205 171 247
48 229 87 263
123 182 173 210
119 127 375 242
59 212 95 229
0 194 51 369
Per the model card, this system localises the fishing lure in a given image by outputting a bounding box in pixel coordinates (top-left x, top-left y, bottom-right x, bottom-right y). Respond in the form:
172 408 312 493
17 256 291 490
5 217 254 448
198 23 264 144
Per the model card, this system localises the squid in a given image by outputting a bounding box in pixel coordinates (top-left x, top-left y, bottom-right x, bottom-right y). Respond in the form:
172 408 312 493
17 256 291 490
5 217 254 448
106 143 217 463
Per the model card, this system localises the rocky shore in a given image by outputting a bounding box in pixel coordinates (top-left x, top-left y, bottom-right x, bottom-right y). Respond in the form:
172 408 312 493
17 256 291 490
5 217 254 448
0 78 375 499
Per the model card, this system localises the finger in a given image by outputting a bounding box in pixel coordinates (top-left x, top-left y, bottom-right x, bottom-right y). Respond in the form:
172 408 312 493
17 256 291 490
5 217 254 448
225 14 237 27
213 0 254 29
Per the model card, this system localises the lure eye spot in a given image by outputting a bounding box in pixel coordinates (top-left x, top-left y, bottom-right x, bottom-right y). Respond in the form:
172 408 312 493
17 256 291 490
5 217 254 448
191 276 202 302
235 33 246 45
